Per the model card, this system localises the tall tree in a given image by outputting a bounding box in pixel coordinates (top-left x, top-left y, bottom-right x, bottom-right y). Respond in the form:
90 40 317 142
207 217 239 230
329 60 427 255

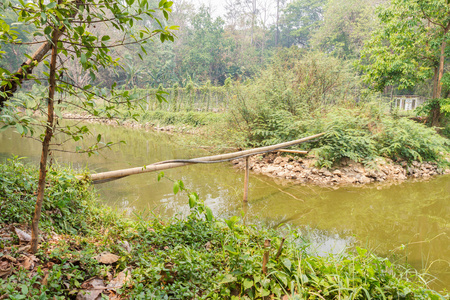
0 0 176 253
312 0 381 59
278 0 326 48
361 0 450 126
182 6 230 84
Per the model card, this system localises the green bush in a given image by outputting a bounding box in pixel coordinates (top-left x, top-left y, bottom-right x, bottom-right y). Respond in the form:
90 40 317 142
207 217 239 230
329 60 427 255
139 110 224 127
312 110 377 168
377 118 450 163
0 157 93 234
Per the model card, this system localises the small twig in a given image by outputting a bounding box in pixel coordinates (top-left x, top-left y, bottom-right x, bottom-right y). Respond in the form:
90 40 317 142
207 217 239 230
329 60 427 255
275 236 286 261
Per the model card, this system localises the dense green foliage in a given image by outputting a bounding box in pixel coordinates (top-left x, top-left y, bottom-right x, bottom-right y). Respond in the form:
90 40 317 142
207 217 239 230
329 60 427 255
0 160 447 299
312 108 450 168
0 157 94 233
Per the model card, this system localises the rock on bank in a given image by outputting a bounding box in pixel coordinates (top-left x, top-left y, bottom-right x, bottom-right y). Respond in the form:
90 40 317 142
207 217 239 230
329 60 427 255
232 153 450 186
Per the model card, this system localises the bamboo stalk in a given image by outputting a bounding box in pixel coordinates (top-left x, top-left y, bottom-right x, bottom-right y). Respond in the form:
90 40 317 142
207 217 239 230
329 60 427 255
262 239 271 275
82 132 325 183
275 149 308 154
243 156 249 202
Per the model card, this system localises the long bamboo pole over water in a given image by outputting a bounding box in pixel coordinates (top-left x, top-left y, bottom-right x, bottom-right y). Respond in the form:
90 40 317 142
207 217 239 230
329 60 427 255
83 132 325 183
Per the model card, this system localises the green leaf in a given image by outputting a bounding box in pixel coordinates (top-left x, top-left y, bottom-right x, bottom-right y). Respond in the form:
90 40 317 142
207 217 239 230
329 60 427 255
173 182 179 195
101 35 110 41
188 194 197 208
283 258 291 270
96 134 101 143
220 274 236 284
80 53 87 65
40 12 47 24
44 26 51 35
223 245 238 255
243 279 253 290
205 206 213 222
157 171 164 181
15 123 24 135
0 125 10 133
46 2 56 9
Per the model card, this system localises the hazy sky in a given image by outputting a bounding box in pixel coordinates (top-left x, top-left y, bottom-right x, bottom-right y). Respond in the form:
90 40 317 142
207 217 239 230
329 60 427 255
194 0 227 18
191 0 279 25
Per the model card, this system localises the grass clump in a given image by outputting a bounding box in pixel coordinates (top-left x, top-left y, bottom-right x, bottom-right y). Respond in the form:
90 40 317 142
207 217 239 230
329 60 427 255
0 157 98 234
0 159 448 299
139 110 225 127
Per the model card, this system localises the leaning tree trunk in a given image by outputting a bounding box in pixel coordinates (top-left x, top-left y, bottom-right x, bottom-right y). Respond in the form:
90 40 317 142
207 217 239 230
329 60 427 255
30 28 59 254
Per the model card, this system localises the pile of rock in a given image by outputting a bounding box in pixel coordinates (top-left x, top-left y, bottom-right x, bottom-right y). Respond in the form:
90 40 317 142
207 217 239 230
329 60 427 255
232 153 448 186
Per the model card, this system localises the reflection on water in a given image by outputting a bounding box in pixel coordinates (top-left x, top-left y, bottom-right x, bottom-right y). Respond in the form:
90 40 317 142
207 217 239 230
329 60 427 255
0 123 449 291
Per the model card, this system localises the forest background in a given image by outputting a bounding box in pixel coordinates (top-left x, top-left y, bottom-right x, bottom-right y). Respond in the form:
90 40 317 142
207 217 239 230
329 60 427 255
2 0 450 155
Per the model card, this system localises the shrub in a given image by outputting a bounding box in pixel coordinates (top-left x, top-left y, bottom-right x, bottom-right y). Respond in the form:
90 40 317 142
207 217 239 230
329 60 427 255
377 117 450 163
0 157 93 234
312 109 377 168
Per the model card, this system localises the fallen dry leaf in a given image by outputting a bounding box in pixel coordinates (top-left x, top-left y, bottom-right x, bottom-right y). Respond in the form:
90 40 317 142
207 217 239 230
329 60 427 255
76 289 102 300
18 245 31 253
77 278 106 300
18 254 34 270
0 257 12 278
3 255 16 263
42 271 49 286
81 278 106 290
14 228 31 243
117 240 131 253
0 259 11 279
94 252 120 264
204 241 212 250
107 267 132 290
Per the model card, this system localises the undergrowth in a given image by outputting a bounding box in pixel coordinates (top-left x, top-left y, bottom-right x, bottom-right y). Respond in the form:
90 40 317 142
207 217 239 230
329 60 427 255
230 102 450 168
0 159 447 299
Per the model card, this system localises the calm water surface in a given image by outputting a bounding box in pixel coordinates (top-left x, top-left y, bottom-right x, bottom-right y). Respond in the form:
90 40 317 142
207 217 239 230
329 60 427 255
1 123 449 291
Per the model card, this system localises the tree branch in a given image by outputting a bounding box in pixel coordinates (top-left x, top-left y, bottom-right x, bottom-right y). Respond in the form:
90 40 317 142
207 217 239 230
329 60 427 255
0 0 83 108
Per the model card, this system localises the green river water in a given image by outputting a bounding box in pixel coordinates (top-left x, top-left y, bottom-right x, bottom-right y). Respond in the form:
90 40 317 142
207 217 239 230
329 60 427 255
0 123 449 291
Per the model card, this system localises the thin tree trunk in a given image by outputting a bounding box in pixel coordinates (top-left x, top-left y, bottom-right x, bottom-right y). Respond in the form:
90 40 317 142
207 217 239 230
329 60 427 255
432 66 439 98
30 28 59 253
431 39 447 127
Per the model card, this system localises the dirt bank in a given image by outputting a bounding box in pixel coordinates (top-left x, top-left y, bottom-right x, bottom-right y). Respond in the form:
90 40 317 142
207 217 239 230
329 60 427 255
233 153 450 186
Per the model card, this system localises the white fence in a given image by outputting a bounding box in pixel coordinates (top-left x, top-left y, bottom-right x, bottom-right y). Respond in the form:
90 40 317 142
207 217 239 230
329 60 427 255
393 95 426 111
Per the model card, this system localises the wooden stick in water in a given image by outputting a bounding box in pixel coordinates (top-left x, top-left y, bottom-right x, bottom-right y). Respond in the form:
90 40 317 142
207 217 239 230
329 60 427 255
243 156 249 202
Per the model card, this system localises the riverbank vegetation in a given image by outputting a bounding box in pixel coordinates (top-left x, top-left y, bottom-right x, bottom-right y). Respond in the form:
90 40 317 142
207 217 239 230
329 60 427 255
1 0 450 297
0 159 447 299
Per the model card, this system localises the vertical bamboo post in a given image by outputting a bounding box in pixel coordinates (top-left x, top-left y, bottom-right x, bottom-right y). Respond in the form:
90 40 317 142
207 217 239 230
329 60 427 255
262 239 271 275
243 156 250 202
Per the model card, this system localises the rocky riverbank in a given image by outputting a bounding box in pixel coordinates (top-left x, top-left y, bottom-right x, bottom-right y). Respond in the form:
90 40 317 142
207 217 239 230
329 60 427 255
233 153 450 186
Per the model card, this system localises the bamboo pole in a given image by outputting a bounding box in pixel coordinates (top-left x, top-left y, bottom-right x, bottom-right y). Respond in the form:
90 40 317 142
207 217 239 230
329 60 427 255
83 132 325 183
275 149 308 155
243 156 249 202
